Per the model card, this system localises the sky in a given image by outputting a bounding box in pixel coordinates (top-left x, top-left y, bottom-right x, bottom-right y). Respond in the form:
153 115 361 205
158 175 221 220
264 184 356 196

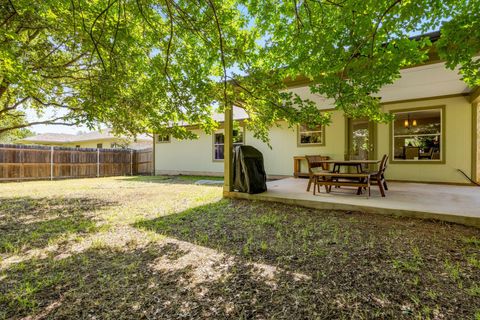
25 108 88 134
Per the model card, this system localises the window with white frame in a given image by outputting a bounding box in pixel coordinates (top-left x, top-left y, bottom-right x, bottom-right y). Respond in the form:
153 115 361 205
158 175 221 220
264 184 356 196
213 129 244 160
298 124 325 145
156 134 170 143
392 108 442 161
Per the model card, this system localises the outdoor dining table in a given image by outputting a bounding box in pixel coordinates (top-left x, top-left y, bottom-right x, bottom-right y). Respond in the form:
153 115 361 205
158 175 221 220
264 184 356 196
310 159 382 196
318 159 381 173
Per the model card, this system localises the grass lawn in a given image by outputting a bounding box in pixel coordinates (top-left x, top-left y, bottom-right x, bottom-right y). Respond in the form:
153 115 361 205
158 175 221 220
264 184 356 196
0 176 479 319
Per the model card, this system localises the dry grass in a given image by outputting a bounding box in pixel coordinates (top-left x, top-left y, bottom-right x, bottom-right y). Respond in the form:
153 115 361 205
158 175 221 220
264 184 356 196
0 176 479 319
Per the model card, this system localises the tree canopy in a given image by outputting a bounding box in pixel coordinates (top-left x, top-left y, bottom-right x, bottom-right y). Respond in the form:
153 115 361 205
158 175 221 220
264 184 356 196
1 0 479 142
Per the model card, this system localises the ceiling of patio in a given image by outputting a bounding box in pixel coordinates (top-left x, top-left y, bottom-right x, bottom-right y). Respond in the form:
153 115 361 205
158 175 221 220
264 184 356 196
288 62 472 110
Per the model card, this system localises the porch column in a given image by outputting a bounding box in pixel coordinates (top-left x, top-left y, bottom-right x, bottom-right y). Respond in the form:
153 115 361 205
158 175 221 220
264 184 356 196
223 105 234 196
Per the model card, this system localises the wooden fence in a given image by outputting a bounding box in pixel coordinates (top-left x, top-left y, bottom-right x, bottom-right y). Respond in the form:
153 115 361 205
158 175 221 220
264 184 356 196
0 144 153 181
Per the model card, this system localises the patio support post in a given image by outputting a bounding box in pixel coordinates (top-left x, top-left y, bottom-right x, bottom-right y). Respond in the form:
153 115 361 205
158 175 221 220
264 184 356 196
223 105 234 196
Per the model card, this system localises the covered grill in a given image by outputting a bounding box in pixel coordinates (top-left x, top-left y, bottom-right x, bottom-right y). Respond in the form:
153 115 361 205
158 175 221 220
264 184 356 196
233 145 267 194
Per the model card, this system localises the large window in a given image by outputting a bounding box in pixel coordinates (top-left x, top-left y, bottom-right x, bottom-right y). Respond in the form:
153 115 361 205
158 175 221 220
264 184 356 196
392 107 443 162
213 129 244 160
298 124 325 146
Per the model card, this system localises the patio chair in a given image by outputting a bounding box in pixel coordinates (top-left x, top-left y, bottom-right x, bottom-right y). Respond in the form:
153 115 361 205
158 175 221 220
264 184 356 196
367 154 389 197
305 155 330 192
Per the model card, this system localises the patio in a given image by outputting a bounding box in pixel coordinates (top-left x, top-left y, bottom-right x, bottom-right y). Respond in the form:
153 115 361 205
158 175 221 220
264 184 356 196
228 177 480 228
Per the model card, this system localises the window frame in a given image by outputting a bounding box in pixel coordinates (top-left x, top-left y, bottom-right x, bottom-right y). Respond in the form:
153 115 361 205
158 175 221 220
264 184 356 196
297 123 326 147
212 128 245 162
389 105 446 164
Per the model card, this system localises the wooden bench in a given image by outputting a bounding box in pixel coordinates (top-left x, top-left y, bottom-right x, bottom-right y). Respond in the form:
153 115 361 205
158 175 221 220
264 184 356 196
311 172 371 197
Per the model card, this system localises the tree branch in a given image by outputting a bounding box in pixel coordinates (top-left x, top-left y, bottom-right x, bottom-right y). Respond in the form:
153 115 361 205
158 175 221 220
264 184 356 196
0 117 76 135
164 0 174 75
0 97 30 115
206 0 228 107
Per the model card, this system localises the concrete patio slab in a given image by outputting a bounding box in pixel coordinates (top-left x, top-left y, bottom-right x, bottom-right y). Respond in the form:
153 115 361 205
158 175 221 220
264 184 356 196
227 177 480 228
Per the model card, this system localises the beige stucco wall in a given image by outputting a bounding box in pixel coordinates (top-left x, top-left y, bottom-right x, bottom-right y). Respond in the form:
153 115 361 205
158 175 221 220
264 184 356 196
476 103 480 183
378 96 472 184
155 96 473 184
246 111 346 176
155 129 224 175
155 111 346 177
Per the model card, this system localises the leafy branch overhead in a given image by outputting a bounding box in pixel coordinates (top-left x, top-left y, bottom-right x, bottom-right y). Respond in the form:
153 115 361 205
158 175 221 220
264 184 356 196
0 0 478 141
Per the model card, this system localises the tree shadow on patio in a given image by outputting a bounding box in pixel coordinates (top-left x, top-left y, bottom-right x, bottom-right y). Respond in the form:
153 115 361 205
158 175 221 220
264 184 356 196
0 196 113 254
134 198 480 319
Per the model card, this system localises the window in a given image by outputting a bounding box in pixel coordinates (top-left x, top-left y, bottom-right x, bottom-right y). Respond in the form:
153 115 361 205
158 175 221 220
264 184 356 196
213 129 244 160
392 108 443 161
75 145 80 148
97 143 103 149
298 124 325 146
156 134 170 143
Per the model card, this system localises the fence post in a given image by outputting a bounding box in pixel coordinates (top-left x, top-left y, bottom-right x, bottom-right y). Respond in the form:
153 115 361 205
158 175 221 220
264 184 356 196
130 150 133 176
20 148 24 180
50 146 54 180
97 148 100 177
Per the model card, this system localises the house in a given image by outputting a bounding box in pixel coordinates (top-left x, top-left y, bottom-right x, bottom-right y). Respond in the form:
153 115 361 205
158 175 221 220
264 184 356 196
16 129 152 150
154 59 480 185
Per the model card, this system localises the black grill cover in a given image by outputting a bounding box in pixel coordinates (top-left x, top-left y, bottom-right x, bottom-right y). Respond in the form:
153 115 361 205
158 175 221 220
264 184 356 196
233 145 267 194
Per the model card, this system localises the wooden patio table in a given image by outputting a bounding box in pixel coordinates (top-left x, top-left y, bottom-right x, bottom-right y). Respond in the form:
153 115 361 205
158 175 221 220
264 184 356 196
318 159 381 173
312 159 381 196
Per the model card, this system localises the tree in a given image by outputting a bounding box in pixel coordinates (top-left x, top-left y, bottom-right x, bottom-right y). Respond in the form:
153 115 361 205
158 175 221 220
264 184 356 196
0 115 34 143
1 0 479 142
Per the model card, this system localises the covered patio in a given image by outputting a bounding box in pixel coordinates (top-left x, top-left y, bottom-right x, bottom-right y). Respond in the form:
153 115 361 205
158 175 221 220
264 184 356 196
220 84 480 229
228 177 480 228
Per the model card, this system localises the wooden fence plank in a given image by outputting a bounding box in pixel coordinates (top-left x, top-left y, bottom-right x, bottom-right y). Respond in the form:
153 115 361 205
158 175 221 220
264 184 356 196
0 144 152 181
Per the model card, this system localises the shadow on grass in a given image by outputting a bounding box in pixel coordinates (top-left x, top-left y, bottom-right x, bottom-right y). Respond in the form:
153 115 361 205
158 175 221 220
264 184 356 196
134 198 480 319
118 175 223 184
2 197 478 318
0 242 321 319
0 197 113 254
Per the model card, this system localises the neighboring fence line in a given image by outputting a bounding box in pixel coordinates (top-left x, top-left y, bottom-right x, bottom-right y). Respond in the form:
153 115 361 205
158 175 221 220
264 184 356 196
0 144 153 181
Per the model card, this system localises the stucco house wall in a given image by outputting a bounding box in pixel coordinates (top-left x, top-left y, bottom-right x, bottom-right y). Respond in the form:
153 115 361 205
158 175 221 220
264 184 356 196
155 95 474 184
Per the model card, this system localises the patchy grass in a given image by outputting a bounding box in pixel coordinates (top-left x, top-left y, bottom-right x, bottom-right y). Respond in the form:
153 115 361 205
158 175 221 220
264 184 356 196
1 176 479 319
